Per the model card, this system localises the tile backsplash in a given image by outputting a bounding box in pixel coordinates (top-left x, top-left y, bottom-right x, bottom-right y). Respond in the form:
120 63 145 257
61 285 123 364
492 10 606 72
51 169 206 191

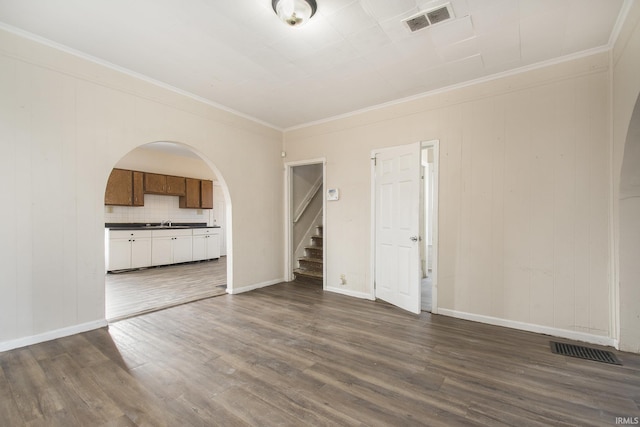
105 194 212 225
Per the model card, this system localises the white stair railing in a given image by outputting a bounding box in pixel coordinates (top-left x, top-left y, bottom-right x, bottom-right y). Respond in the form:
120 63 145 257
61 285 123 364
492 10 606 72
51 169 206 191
293 176 322 224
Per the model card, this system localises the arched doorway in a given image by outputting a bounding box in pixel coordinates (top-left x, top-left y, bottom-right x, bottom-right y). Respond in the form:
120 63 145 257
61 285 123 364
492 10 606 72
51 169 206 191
619 94 640 352
103 141 232 321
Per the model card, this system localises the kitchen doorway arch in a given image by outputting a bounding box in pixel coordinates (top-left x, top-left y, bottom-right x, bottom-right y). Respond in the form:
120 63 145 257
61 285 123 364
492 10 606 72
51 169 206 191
103 141 233 321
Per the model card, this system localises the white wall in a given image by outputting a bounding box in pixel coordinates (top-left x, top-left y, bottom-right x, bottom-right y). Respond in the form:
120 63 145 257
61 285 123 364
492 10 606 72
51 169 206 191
284 52 613 343
613 0 640 353
0 28 284 350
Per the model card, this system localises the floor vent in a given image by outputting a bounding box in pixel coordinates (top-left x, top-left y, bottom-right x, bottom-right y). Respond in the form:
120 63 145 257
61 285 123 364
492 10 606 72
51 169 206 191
550 341 621 365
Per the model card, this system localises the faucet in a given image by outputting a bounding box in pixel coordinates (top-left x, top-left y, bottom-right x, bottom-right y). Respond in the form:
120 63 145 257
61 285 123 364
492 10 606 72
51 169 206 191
161 219 172 227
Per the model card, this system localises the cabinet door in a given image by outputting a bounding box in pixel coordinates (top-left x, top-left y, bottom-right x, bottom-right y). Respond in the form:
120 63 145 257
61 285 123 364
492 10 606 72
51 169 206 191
144 173 167 194
166 175 186 196
151 237 172 266
180 178 201 208
200 180 213 209
132 171 144 206
192 235 207 261
108 238 132 271
173 236 193 264
105 169 132 206
130 238 152 268
206 234 221 259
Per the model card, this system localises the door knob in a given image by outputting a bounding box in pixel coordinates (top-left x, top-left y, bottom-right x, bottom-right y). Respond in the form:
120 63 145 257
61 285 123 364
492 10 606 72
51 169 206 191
410 236 419 242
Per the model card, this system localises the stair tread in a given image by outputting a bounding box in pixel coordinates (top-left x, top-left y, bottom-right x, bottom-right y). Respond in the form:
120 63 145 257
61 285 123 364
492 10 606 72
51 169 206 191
300 256 322 262
293 268 323 278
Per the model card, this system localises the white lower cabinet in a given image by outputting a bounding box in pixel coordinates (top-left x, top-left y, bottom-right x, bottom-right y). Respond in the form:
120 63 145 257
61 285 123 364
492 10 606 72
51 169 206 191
192 228 221 261
107 227 221 271
106 230 152 271
151 229 193 266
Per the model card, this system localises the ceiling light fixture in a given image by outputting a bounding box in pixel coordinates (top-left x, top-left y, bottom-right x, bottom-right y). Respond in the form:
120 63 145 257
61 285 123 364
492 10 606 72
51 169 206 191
272 0 317 27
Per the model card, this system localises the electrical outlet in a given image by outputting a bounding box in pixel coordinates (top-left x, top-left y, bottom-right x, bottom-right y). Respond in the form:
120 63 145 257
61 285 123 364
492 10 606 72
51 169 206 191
340 274 346 285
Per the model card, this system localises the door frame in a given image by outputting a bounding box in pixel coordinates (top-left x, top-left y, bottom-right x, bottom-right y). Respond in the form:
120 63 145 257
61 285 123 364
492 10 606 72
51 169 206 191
369 140 439 313
284 158 327 288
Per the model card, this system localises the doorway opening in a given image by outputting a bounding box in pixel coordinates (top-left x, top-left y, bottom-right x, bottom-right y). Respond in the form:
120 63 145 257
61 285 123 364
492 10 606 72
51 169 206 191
285 159 326 288
619 93 640 351
103 142 231 321
420 142 439 313
371 141 438 314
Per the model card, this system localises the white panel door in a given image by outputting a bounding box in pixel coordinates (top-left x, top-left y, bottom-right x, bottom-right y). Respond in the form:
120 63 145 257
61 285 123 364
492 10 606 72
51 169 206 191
374 142 421 314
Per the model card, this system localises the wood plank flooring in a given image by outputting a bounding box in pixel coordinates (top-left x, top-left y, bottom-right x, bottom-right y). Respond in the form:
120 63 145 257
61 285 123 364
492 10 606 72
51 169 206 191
106 258 227 321
2 282 640 426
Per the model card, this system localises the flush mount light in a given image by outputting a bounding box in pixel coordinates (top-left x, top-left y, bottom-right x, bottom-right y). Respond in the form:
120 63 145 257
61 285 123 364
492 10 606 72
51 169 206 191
272 0 317 27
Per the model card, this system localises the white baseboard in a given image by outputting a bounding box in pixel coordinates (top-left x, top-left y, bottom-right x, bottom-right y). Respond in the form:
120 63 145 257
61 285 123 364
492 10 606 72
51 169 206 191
0 319 108 353
229 278 283 295
438 308 616 348
326 286 375 301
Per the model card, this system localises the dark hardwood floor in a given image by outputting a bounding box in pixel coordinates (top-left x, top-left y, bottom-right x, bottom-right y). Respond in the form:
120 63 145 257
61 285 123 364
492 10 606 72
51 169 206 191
2 282 639 426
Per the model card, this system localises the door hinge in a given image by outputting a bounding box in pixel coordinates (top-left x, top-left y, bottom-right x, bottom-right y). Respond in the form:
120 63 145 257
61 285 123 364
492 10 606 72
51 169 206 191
371 156 377 166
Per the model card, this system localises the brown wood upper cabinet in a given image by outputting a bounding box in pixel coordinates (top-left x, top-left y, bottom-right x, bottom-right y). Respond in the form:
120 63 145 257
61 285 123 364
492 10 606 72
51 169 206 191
166 175 186 196
144 173 186 196
132 171 144 206
200 179 213 209
106 169 209 209
144 173 166 194
179 178 213 209
105 169 144 206
180 178 201 208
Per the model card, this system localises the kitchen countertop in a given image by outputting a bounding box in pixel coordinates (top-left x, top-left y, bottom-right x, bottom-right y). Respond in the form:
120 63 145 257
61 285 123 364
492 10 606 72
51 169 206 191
106 222 220 230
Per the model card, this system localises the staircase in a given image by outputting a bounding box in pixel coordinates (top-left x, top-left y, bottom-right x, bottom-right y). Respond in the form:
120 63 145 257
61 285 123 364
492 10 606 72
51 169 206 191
293 225 323 286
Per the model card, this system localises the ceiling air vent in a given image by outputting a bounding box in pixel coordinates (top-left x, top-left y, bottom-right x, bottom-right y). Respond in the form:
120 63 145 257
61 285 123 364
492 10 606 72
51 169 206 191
403 3 455 33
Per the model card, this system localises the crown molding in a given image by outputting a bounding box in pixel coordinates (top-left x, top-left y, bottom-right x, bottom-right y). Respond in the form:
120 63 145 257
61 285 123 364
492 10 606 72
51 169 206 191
0 22 282 132
284 44 612 132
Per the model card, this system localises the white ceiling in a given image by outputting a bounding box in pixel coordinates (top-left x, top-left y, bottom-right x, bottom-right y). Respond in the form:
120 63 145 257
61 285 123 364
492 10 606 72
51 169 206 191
0 0 627 129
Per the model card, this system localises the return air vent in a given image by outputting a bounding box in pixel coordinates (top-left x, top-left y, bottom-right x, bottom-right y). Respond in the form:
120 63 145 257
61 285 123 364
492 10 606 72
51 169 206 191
403 3 455 33
550 341 621 365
